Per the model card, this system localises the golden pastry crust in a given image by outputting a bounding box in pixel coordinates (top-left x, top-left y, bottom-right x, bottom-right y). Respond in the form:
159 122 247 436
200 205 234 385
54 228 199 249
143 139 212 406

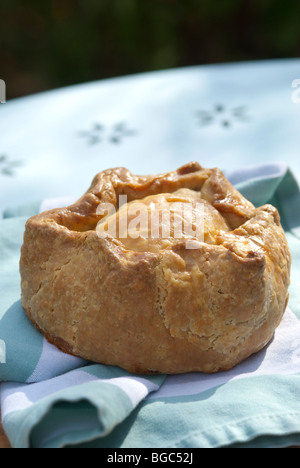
20 162 291 374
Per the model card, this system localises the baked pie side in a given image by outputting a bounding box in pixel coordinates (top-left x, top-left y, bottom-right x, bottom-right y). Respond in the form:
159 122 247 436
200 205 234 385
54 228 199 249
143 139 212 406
19 162 291 374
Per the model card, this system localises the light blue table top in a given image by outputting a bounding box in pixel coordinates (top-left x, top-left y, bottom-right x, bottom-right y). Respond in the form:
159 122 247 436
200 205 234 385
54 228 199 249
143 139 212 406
0 58 300 215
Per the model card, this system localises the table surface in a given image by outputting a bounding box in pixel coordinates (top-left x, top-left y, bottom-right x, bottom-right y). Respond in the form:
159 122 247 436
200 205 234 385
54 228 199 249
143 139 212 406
1 58 300 448
0 58 300 218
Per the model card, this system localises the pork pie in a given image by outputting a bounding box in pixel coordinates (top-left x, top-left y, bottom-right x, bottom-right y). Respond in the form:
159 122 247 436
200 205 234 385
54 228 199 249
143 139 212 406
20 162 291 374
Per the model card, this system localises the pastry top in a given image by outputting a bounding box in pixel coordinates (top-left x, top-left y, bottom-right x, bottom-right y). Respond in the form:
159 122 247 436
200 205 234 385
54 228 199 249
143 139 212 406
32 160 277 267
33 161 257 244
20 161 291 374
97 188 231 253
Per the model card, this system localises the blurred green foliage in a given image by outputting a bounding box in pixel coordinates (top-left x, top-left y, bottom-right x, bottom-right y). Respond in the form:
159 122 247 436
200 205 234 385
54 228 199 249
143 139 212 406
1 0 300 99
